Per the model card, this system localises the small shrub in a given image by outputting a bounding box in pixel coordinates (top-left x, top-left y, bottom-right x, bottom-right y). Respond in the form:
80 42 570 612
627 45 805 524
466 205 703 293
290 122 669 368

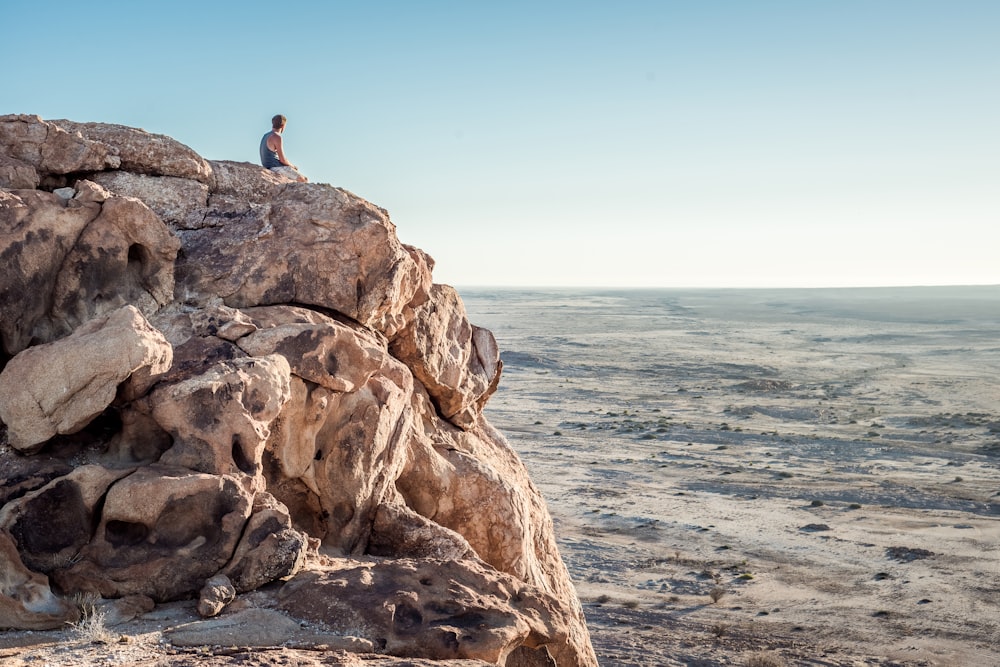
848 502 863 509
595 594 611 605
71 593 116 644
708 587 726 603
810 499 825 507
622 600 640 609
737 573 754 581
710 623 728 637
745 651 787 667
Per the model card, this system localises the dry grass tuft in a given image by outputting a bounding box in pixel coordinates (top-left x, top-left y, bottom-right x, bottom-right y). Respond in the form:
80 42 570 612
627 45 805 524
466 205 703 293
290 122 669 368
71 593 117 644
744 651 787 667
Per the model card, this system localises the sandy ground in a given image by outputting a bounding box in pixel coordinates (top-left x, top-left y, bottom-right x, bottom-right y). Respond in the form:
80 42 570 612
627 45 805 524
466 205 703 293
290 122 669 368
468 287 1000 666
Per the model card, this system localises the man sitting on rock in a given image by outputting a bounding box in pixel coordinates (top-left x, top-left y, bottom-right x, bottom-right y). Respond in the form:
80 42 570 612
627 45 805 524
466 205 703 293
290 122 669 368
260 114 308 182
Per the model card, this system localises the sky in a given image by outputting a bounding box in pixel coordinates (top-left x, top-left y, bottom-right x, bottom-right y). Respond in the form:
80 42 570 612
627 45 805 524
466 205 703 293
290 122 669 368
5 1 999 288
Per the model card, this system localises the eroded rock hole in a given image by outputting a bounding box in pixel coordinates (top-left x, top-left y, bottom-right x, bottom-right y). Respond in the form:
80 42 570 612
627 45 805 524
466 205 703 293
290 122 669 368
393 602 423 633
125 243 152 294
232 434 255 474
105 520 150 546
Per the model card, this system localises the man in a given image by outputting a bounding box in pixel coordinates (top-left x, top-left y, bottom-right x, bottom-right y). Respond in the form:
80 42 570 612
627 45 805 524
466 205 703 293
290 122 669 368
260 114 308 182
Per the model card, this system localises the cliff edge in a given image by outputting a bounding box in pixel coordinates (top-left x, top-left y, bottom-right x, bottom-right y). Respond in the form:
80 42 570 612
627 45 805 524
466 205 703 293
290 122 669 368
0 114 597 667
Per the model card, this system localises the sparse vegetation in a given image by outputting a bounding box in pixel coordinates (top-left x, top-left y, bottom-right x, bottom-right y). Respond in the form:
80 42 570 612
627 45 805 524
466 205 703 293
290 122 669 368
71 593 116 644
708 587 726 603
710 622 729 638
745 651 787 667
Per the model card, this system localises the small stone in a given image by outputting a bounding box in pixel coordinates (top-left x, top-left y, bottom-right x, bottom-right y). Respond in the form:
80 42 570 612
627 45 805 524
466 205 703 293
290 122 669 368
197 574 236 618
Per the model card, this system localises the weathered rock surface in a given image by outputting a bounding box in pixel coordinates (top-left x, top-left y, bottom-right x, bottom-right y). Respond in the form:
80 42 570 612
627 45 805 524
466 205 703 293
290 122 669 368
0 180 179 355
0 114 595 666
0 305 172 453
276 559 572 664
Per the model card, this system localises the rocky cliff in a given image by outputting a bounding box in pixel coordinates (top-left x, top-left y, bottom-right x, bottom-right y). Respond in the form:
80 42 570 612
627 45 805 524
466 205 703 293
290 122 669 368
0 114 597 666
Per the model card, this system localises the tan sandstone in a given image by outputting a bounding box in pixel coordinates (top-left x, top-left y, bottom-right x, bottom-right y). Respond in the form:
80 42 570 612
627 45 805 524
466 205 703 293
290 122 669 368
0 114 597 666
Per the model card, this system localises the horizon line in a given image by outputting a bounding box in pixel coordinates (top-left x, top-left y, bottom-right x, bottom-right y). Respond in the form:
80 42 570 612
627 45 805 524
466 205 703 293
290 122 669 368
453 283 1000 291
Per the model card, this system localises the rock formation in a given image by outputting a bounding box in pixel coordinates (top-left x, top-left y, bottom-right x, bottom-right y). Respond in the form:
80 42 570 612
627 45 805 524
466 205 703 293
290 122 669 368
0 114 597 666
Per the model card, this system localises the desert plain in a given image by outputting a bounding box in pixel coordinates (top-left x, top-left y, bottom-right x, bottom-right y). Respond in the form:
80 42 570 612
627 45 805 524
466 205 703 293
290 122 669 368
465 286 1000 667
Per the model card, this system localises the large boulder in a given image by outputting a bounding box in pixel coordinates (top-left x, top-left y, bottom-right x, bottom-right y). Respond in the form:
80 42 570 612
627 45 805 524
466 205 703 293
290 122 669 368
0 114 120 176
0 305 172 453
390 283 502 427
0 115 598 665
50 465 254 600
88 170 209 228
0 181 179 356
0 531 78 630
0 154 39 190
150 353 292 480
277 558 572 664
51 119 213 184
172 182 431 335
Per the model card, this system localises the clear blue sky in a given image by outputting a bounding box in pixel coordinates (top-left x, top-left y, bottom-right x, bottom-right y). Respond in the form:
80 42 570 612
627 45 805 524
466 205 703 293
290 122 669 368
6 1 999 288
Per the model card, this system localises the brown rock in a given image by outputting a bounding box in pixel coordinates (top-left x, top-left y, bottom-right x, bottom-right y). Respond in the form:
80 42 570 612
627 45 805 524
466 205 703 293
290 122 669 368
390 284 501 427
277 559 570 664
367 502 475 561
151 354 292 480
89 170 209 228
0 188 100 355
0 183 179 356
208 159 289 202
220 492 309 593
167 607 300 646
52 465 253 600
173 183 429 332
166 607 377 653
49 182 180 339
0 531 78 630
0 465 133 573
0 306 172 453
197 574 236 618
239 305 389 393
189 303 258 341
264 364 413 553
52 119 213 184
398 411 595 666
99 593 155 626
0 154 39 189
0 452 72 507
0 115 598 665
0 114 121 175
